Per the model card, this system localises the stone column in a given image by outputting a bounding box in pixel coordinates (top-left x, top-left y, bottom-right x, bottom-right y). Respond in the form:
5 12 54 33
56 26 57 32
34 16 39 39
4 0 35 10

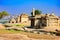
47 19 49 27
17 15 20 23
17 18 20 23
32 8 35 16
58 19 59 27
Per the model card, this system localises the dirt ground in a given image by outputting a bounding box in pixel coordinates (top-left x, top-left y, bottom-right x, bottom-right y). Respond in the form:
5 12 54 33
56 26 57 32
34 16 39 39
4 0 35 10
0 34 40 40
0 24 60 40
0 34 60 40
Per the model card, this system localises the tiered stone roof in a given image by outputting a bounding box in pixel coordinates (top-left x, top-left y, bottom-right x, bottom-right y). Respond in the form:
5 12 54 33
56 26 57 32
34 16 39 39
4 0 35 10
20 14 29 18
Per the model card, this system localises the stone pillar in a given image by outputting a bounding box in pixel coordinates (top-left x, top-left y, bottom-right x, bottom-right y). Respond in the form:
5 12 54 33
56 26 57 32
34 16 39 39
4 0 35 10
47 19 49 27
17 15 20 23
32 8 35 16
58 19 59 27
17 18 20 23
14 21 15 23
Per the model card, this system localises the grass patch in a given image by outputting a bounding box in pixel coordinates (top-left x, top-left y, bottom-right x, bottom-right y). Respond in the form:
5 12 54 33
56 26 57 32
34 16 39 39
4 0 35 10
4 23 25 27
0 29 23 34
15 24 24 27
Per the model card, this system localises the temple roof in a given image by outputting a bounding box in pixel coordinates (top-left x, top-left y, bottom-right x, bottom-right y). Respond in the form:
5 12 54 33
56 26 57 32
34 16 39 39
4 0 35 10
20 14 29 18
30 14 59 19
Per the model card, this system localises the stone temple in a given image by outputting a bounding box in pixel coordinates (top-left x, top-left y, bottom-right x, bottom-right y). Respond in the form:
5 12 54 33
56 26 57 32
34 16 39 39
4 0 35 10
9 8 60 28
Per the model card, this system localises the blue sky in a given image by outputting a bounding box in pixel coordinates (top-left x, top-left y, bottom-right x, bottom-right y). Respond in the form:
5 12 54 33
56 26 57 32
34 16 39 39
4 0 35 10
0 0 60 16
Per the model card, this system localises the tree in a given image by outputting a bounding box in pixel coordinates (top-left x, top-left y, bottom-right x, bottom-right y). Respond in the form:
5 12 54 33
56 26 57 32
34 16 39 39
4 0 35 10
0 11 9 19
1 11 9 16
31 10 42 15
0 12 2 19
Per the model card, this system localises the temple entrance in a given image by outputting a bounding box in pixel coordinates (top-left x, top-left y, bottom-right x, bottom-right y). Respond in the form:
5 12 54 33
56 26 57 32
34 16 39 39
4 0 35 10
31 19 35 28
12 21 14 23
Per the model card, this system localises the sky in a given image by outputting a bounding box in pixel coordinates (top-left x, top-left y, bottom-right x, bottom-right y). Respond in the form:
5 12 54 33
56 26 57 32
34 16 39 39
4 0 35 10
0 0 60 16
